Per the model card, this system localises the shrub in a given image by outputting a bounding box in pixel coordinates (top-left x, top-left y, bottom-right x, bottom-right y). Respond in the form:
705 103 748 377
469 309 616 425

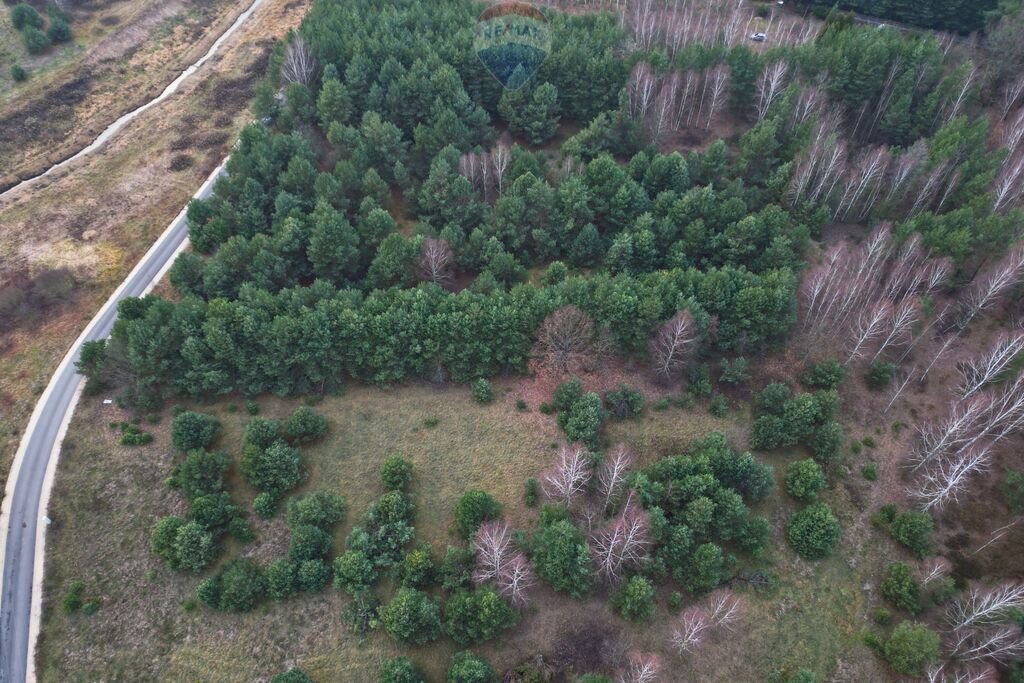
266 558 299 599
787 503 841 560
719 356 750 384
667 590 683 611
381 455 413 491
399 546 435 588
784 459 826 502
872 607 893 625
756 382 792 414
683 542 727 593
611 575 655 621
23 25 51 54
11 64 27 82
197 559 266 612
11 3 43 30
190 492 240 532
515 399 528 411
241 440 305 497
245 399 259 415
379 656 425 683
862 463 878 481
453 489 502 539
809 421 843 462
289 524 333 562
1004 469 1024 513
174 521 217 572
708 393 729 417
882 622 940 675
604 384 644 419
118 423 153 445
539 402 553 415
244 417 280 449
800 358 846 390
296 558 331 592
524 478 540 507
561 392 605 447
447 651 497 683
82 600 99 615
271 669 312 683
47 16 71 43
890 511 933 559
532 519 593 597
552 378 583 413
471 378 494 404
881 563 922 613
253 491 278 518
866 361 898 389
379 587 442 645
443 588 519 644
171 411 221 452
284 406 327 443
62 581 84 613
286 491 346 529
333 549 376 594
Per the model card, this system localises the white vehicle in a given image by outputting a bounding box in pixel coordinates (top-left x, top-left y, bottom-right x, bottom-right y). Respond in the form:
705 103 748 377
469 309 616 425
751 32 767 42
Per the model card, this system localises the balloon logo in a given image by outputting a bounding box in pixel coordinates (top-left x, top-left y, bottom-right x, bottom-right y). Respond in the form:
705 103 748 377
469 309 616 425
474 2 551 90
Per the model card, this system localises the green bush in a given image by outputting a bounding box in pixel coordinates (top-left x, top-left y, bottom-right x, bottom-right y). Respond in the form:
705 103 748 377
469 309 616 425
196 559 266 612
604 384 644 419
11 3 43 30
47 16 71 43
800 358 846 390
471 378 494 404
439 545 476 592
241 439 305 497
379 656 425 683
446 651 497 683
866 361 898 389
381 455 413 491
245 399 259 415
333 549 376 594
170 411 220 452
118 423 153 445
532 519 592 597
399 546 435 588
11 64 27 82
719 356 750 384
253 491 278 518
862 463 878 481
82 600 99 616
882 622 940 675
443 587 519 644
787 503 841 560
286 491 346 529
784 459 826 502
559 391 606 447
453 489 502 539
611 576 655 621
881 563 922 613
62 581 84 613
667 590 683 611
266 558 299 600
516 398 528 411
271 669 312 683
284 406 327 443
289 524 333 562
1004 469 1024 513
379 587 442 645
552 378 583 413
296 558 331 592
890 511 933 559
524 478 540 507
709 394 729 417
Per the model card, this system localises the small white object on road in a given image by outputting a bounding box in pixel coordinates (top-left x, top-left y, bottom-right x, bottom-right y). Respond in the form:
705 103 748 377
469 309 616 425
103 399 113 405
41 516 51 526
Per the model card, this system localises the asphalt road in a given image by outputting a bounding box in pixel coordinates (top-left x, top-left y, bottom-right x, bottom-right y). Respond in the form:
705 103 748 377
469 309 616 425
0 162 226 683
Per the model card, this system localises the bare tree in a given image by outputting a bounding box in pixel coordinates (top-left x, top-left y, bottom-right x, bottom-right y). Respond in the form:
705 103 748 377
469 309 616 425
282 35 317 86
628 62 658 120
1003 75 1024 119
909 395 992 471
993 151 1024 214
955 247 1024 330
650 310 697 383
705 591 743 630
496 553 535 607
1003 107 1024 159
534 305 605 375
943 62 978 124
670 607 712 655
592 499 650 581
542 444 592 507
871 297 919 363
618 653 661 683
910 445 992 511
951 626 1024 664
947 585 1024 631
704 65 730 130
834 146 891 220
418 237 454 287
472 520 512 584
491 143 511 197
927 664 999 683
846 300 892 363
921 556 953 586
958 331 1024 398
598 445 634 511
756 61 789 121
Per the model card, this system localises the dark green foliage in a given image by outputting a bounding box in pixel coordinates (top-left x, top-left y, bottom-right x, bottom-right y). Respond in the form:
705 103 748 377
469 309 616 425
1004 469 1024 513
801 359 847 390
881 563 922 613
439 545 476 592
719 357 750 385
118 423 153 445
443 588 519 645
750 386 842 463
266 558 299 599
271 669 312 683
333 549 376 595
245 417 281 450
559 392 605 448
604 384 644 419
795 0 995 34
47 16 71 43
866 362 898 389
862 463 878 481
253 492 278 518
11 64 27 82
784 459 826 502
397 545 434 588
531 519 592 597
611 576 655 621
171 411 220 452
22 25 50 54
170 448 230 501
498 82 561 145
890 511 933 559
286 491 346 529
190 492 241 532
453 490 502 539
472 379 494 404
882 622 941 676
150 516 217 572
241 439 305 498
708 394 728 417
284 406 327 443
10 3 43 30
524 478 540 507
553 378 584 414
446 651 497 683
289 524 333 562
346 491 416 567
381 455 413 491
379 657 425 683
379 587 442 645
196 559 266 612
62 581 84 614
297 559 331 592
787 503 841 560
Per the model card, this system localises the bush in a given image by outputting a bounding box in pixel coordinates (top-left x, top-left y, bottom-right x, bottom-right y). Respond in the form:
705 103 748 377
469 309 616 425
242 440 305 497
800 359 846 390
118 423 153 445
890 511 933 559
443 588 519 644
244 417 280 449
882 622 940 675
784 459 826 502
289 524 333 562
560 392 605 447
524 478 540 507
515 398 528 411
284 406 327 443
173 521 217 572
532 519 593 597
266 558 299 599
453 489 502 539
11 64 27 82
296 559 331 592
862 463 878 481
62 581 84 613
381 455 413 491
171 411 221 452
866 361 898 389
719 357 750 384
708 393 728 417
11 3 43 30
552 378 583 413
22 25 51 54
667 590 683 611
286 491 346 529
253 492 278 518
197 559 266 612
379 587 442 645
379 657 425 683
787 503 841 560
333 549 376 594
881 563 922 613
604 384 644 419
169 449 229 501
611 576 655 621
271 669 312 683
47 16 71 43
399 546 435 587
447 651 497 683
1004 469 1024 513
471 378 494 404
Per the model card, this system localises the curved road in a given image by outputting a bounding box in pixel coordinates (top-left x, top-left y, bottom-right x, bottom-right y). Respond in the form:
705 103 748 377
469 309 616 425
0 161 226 683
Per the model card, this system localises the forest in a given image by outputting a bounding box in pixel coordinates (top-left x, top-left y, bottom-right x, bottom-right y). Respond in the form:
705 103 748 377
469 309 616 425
57 0 1024 681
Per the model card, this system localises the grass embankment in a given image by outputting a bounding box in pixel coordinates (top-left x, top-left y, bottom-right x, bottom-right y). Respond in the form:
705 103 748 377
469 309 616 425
39 379 900 681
